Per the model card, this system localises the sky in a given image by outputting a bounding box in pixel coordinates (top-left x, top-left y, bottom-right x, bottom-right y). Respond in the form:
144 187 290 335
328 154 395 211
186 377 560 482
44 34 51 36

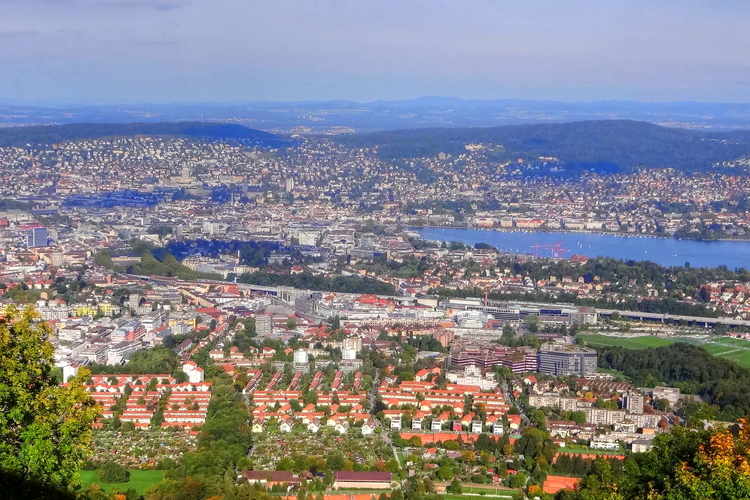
2 0 750 104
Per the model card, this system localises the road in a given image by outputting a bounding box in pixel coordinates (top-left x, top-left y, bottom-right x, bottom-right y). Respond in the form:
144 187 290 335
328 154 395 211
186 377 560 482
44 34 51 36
367 370 404 469
132 273 750 328
500 378 530 427
595 308 750 327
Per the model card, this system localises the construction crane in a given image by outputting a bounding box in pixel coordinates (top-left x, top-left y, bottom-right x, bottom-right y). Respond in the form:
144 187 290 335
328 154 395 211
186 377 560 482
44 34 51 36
531 242 569 259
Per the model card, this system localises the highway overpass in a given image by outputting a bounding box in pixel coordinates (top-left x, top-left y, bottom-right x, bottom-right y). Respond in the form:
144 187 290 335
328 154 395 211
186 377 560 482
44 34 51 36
595 308 750 328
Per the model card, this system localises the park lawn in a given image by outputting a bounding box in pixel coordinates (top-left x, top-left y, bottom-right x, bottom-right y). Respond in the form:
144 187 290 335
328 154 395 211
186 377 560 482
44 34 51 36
713 337 750 347
558 445 625 456
448 486 523 499
578 334 676 349
597 367 629 380
579 334 750 368
702 343 739 355
699 341 750 368
80 469 165 494
444 495 519 500
715 349 750 368
396 449 406 469
459 485 520 493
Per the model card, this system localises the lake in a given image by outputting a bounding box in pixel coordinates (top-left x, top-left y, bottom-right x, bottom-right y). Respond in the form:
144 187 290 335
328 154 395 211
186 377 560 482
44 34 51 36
414 227 750 269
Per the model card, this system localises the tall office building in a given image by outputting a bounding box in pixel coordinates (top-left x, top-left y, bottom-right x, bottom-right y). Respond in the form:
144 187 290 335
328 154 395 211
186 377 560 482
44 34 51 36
27 227 48 248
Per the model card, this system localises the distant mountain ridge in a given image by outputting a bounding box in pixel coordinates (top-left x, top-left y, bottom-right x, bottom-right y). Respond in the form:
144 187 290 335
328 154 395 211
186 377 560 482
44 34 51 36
0 122 289 148
3 98 750 131
340 119 750 174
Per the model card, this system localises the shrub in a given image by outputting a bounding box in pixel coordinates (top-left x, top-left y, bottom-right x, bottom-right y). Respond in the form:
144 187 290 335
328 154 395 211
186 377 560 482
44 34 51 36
98 461 130 483
447 479 463 494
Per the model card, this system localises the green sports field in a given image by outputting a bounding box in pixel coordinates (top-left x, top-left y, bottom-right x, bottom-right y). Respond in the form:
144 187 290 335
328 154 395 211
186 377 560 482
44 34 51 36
579 334 750 368
577 334 676 349
79 469 165 494
712 337 750 348
701 340 750 368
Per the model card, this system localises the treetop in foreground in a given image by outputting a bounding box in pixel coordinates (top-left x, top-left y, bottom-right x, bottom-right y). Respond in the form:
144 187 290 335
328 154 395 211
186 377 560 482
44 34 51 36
0 306 99 498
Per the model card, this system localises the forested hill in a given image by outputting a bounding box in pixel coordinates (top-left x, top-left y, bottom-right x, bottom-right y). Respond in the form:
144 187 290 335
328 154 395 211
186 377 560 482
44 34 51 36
340 119 750 173
598 342 750 421
0 122 290 148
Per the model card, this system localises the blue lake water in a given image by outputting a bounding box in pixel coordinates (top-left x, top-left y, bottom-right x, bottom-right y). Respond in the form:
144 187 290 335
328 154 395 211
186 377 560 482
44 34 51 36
415 227 750 269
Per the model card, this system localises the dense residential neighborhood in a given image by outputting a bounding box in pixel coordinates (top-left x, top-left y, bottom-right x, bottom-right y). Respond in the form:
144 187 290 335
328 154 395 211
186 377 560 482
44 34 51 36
3 130 750 500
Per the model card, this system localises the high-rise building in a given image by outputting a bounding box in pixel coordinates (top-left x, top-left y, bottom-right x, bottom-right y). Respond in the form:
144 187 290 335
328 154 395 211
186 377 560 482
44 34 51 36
623 391 645 413
285 178 295 192
128 294 141 309
256 313 273 336
27 227 48 248
293 350 309 364
537 342 597 377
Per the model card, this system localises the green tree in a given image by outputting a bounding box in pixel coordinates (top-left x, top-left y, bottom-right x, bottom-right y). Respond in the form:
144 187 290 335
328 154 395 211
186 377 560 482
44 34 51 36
278 457 295 471
524 315 540 333
514 426 555 473
508 471 528 488
573 458 622 500
97 461 130 484
437 464 453 481
0 306 99 495
447 478 462 494
328 316 342 330
569 411 587 424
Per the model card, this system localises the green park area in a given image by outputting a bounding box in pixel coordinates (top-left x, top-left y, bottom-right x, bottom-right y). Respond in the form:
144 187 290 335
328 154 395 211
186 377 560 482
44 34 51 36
443 495 519 500
80 469 165 495
442 484 522 499
577 334 676 349
557 444 625 456
700 337 750 368
579 333 750 368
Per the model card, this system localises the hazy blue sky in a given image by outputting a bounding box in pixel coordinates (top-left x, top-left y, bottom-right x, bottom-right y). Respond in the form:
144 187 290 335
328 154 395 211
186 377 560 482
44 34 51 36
2 0 749 103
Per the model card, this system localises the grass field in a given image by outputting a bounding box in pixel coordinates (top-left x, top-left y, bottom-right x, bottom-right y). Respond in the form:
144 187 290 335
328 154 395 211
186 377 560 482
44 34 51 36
597 367 629 379
578 334 676 349
80 470 164 494
702 343 740 355
720 351 750 368
702 342 750 368
580 334 750 368
557 446 625 456
396 449 406 468
444 485 523 499
444 495 519 500
713 337 750 348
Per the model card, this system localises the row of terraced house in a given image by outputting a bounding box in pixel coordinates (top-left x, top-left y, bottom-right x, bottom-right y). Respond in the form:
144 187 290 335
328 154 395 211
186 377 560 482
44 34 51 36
84 373 212 429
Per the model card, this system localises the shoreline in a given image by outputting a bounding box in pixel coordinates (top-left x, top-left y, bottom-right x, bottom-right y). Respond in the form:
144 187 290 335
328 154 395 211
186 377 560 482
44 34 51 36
407 225 750 243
